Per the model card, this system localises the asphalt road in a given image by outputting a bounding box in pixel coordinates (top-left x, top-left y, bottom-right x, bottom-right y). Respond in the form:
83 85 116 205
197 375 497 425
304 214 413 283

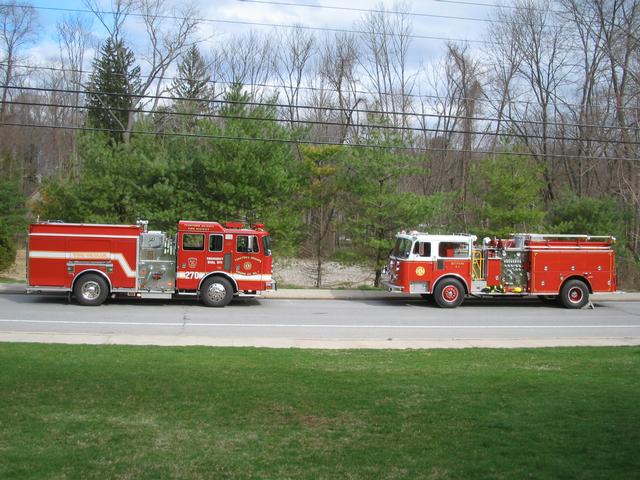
0 293 639 348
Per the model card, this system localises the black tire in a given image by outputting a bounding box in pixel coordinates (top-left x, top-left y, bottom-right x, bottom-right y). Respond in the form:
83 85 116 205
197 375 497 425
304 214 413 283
433 278 465 308
74 273 109 306
559 279 589 309
200 276 233 307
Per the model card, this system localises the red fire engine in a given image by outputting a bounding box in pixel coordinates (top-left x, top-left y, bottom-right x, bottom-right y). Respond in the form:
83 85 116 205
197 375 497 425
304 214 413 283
27 220 275 307
382 232 616 308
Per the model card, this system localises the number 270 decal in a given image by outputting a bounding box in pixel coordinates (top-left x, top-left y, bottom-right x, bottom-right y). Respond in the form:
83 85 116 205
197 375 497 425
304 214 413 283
179 271 205 280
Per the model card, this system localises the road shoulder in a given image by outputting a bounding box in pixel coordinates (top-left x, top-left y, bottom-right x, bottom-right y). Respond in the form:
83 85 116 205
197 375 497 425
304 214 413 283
0 331 639 349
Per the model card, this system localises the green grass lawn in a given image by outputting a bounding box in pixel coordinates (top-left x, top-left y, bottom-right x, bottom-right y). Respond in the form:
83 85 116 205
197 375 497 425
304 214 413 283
0 277 21 283
1 345 638 479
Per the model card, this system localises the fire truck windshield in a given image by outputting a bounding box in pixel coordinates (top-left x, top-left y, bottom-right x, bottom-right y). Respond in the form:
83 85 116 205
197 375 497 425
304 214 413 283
262 236 272 256
392 237 413 259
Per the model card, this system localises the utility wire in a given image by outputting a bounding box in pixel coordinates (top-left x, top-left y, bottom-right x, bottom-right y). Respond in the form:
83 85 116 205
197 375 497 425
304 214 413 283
5 98 640 146
5 84 639 134
236 0 500 23
1 120 637 163
4 61 639 115
235 0 566 28
434 0 561 13
2 3 490 45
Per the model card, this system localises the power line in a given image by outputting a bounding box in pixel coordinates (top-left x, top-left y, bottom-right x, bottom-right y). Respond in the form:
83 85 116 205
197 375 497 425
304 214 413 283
1 120 637 163
5 60 639 115
5 97 640 147
5 84 640 134
434 0 559 12
4 3 490 45
236 0 568 28
236 0 500 24
234 0 567 29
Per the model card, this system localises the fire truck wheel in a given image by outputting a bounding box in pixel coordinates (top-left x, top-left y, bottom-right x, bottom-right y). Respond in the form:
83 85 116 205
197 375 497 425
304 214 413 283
201 276 233 307
434 279 465 308
560 279 589 309
74 274 109 306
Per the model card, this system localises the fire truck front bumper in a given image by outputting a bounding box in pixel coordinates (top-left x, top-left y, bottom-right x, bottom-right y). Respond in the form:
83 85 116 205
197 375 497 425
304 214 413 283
381 279 404 292
381 267 404 292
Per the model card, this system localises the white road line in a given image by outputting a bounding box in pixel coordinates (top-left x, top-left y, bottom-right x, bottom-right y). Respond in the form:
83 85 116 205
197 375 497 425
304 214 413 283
0 319 639 329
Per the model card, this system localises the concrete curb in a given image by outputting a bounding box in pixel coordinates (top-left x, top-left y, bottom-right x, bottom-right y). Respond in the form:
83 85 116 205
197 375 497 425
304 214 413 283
0 332 638 349
3 282 639 301
0 283 27 294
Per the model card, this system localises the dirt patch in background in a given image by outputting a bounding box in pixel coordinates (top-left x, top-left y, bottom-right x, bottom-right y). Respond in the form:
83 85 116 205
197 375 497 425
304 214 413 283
3 249 27 281
618 258 640 291
274 258 374 288
2 250 374 288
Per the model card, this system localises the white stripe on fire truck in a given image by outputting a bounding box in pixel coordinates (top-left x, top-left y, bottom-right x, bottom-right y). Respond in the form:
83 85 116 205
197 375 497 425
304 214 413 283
29 233 139 239
232 274 272 281
175 272 273 281
29 250 137 278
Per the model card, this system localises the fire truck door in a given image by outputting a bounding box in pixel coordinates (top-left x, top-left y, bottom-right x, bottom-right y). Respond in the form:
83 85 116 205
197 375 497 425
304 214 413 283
436 241 472 281
206 233 226 273
176 231 206 290
233 234 263 284
412 241 436 278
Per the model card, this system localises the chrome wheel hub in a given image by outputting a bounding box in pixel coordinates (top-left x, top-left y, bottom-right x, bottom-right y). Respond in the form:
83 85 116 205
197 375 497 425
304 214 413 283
81 281 101 300
206 283 226 302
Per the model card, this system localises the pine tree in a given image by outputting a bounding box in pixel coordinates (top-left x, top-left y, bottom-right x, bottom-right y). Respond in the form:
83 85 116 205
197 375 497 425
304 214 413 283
171 45 211 114
86 38 141 143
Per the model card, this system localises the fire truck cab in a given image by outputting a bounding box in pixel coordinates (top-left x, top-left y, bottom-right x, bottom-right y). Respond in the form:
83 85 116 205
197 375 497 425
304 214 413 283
382 231 616 308
27 220 275 307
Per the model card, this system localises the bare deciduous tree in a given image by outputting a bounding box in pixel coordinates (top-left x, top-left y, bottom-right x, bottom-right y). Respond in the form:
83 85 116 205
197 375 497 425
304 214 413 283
57 14 95 175
213 31 274 102
446 43 483 227
358 1 415 129
82 0 131 43
496 0 572 202
136 0 200 113
272 26 315 126
591 0 640 259
84 0 201 141
482 5 523 153
318 33 362 143
0 1 38 121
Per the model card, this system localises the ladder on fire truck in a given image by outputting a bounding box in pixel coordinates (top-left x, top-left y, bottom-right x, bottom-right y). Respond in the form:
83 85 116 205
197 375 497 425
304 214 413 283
511 233 615 243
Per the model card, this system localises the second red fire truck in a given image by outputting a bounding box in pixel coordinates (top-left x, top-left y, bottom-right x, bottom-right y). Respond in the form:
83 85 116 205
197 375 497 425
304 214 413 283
27 220 275 307
382 231 616 308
